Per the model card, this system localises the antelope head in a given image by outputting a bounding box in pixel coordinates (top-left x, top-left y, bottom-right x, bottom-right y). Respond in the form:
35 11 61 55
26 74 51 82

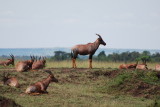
7 54 15 66
96 34 106 46
42 57 46 64
45 70 58 83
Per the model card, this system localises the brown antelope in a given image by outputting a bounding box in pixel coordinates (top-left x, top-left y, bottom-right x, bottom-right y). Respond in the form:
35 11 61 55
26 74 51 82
155 64 160 71
15 56 35 72
2 72 19 88
0 54 14 66
25 70 58 95
119 61 138 69
32 56 46 70
71 34 106 68
136 63 148 70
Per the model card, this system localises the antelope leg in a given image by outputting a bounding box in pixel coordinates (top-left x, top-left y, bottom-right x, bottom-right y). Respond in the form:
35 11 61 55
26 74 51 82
74 59 77 68
89 59 92 69
72 58 74 68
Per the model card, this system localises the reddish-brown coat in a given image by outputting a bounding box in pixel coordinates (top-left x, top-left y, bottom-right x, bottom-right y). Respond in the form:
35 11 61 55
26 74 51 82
0 55 14 66
25 70 58 95
15 56 35 72
32 57 46 70
71 34 106 68
136 64 148 70
155 64 160 71
3 73 19 88
119 63 137 69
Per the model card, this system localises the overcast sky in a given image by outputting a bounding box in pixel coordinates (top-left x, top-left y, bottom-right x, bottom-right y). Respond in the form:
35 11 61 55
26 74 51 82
0 0 160 49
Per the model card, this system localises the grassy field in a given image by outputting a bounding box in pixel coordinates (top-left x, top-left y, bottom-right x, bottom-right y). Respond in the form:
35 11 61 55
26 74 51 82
0 61 160 107
46 60 157 69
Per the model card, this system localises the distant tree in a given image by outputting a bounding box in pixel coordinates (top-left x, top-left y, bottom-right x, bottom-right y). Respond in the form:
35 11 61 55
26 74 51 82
138 56 151 64
108 53 119 62
51 51 70 61
142 51 151 56
97 51 107 61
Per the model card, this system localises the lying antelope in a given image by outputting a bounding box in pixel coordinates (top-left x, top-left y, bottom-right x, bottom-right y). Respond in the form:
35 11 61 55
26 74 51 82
136 63 148 70
2 72 19 88
25 70 58 95
0 54 14 66
119 61 138 69
32 56 46 70
71 34 106 68
155 64 160 71
15 56 35 72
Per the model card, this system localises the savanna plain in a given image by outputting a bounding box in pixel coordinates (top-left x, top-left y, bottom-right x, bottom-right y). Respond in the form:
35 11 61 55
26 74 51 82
0 61 160 107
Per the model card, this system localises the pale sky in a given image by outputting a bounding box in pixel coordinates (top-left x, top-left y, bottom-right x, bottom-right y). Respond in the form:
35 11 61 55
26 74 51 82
0 0 160 49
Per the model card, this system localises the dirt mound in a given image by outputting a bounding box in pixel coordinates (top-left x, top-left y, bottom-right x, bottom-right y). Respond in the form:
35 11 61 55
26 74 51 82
121 80 160 98
91 70 120 78
107 70 160 99
0 96 21 107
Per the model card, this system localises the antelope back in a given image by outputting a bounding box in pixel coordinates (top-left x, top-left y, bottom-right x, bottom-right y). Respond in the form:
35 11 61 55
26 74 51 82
32 57 46 70
2 72 19 87
136 64 147 70
15 61 29 72
5 77 19 88
119 64 128 69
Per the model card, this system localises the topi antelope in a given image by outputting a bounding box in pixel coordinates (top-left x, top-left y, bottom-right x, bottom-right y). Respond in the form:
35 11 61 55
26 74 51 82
25 70 58 95
15 56 35 72
155 64 160 71
71 34 106 68
119 61 138 69
32 56 46 70
0 54 14 66
136 63 148 70
2 72 19 88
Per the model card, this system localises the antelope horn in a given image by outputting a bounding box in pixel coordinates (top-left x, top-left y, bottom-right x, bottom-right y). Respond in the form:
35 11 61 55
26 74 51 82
35 56 37 61
39 56 41 60
30 55 32 60
9 54 12 58
11 54 14 59
96 33 102 38
33 56 35 60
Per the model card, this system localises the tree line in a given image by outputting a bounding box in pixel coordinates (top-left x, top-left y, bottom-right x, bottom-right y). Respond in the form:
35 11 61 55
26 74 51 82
50 50 160 63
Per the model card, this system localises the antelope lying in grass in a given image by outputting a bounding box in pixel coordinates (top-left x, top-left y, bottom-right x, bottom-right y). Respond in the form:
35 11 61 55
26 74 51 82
0 54 14 66
136 63 148 70
25 70 58 95
32 57 46 70
71 34 106 68
2 72 19 88
119 61 138 69
15 56 35 72
155 64 160 71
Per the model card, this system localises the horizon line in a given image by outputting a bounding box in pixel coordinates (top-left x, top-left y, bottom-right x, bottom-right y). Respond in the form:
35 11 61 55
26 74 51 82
0 47 160 51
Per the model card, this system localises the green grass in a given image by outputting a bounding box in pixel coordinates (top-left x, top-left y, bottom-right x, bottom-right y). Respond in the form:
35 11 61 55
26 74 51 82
0 68 160 107
46 60 157 69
